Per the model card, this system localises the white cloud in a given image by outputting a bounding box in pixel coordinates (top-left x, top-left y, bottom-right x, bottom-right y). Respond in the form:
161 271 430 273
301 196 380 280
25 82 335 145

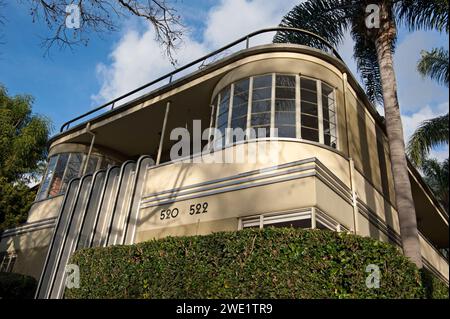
401 101 448 143
203 0 298 48
92 28 207 103
93 0 299 103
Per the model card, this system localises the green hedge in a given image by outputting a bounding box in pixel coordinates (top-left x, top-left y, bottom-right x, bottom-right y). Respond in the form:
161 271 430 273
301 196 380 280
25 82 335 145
65 228 448 299
0 272 37 299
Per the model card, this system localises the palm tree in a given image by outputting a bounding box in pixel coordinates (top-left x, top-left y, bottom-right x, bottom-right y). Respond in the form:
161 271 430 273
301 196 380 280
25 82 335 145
417 47 449 87
407 113 449 166
407 47 449 166
274 0 448 268
421 158 449 211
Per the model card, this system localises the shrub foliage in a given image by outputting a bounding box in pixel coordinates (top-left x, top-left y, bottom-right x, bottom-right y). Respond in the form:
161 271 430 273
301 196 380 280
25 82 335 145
0 272 37 299
65 228 448 299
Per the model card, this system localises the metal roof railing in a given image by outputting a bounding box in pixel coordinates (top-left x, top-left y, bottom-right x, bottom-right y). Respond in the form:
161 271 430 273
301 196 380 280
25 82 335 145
59 27 342 132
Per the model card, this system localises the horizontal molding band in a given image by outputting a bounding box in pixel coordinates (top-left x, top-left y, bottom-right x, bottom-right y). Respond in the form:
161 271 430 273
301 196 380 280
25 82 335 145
356 199 402 247
140 158 354 209
140 170 316 209
422 258 449 284
142 157 319 200
1 217 56 239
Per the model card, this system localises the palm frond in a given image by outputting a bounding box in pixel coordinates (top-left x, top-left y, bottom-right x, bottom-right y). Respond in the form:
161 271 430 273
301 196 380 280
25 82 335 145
352 30 384 104
407 113 449 166
396 0 449 33
417 47 449 87
421 157 449 211
273 0 353 51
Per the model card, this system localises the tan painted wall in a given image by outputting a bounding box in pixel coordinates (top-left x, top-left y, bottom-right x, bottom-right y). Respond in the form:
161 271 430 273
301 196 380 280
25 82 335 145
419 233 449 280
27 195 64 223
0 228 53 279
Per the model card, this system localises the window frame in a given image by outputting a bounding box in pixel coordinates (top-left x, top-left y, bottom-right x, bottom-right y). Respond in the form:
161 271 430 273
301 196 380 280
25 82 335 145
212 73 339 150
239 208 348 232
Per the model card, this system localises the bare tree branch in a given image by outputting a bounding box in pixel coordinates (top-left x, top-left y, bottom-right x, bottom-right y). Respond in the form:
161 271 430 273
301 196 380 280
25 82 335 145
24 0 184 64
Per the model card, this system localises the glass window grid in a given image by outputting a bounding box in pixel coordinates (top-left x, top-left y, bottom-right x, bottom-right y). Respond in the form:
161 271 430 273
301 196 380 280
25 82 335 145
212 73 338 149
36 153 105 201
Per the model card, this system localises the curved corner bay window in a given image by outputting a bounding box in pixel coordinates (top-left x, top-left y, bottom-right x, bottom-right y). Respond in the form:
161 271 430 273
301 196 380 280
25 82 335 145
36 153 114 201
212 73 338 148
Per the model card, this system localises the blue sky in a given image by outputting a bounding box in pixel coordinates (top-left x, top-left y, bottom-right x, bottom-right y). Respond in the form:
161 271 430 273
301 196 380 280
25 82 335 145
0 0 448 159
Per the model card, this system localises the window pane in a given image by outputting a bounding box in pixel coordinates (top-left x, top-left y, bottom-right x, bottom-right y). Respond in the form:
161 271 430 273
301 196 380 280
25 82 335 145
277 125 296 138
252 100 271 113
276 75 295 87
301 78 317 91
301 89 317 103
48 153 69 197
301 114 319 129
275 112 295 125
275 99 295 112
37 155 58 200
302 127 319 142
251 113 271 126
61 153 84 192
231 104 248 119
252 87 271 100
253 74 272 88
230 79 249 136
265 218 311 229
234 78 249 94
252 126 271 138
276 87 295 99
86 156 99 174
301 101 318 116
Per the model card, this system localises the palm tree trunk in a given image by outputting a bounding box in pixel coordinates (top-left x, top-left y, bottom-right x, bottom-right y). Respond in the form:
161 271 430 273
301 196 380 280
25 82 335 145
374 6 423 268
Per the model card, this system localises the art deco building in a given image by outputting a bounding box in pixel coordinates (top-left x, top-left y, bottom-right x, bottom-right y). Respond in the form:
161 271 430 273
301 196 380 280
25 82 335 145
0 28 448 298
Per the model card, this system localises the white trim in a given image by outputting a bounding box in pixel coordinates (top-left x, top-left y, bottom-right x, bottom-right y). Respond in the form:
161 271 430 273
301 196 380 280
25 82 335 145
317 80 324 144
295 74 301 139
270 73 275 136
246 77 253 138
226 84 234 145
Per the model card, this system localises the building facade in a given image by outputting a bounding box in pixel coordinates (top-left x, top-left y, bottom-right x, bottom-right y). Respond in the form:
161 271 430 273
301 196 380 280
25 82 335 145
0 28 448 298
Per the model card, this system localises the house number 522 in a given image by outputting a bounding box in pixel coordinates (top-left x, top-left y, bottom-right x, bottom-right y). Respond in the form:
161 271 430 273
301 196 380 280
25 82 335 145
189 202 208 215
